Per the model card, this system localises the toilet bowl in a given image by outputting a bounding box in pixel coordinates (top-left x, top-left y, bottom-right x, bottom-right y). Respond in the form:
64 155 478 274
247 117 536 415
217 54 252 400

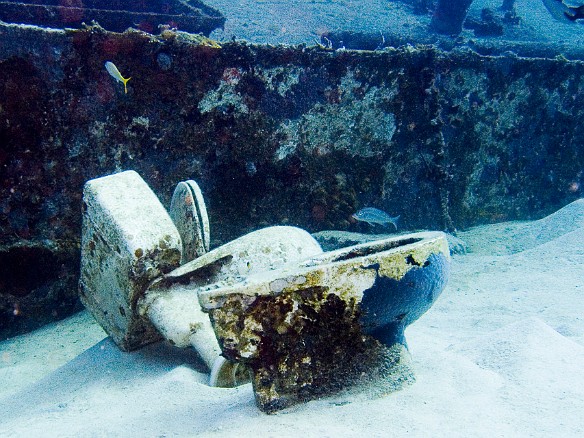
79 171 450 412
198 231 450 412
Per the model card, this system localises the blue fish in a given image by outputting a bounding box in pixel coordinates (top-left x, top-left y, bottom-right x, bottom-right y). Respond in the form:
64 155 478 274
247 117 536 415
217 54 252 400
352 207 400 230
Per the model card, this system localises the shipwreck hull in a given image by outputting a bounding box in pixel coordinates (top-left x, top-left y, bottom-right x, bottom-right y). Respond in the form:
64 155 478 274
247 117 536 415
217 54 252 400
1 23 583 336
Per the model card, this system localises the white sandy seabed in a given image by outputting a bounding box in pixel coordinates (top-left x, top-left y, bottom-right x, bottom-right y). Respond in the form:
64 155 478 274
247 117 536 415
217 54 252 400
1 200 584 437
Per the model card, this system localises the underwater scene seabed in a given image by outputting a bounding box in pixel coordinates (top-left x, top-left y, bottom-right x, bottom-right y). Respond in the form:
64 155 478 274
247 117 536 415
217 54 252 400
1 0 584 436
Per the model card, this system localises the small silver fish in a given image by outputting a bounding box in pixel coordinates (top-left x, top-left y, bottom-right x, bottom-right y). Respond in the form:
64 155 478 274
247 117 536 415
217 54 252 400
352 207 400 230
105 61 131 94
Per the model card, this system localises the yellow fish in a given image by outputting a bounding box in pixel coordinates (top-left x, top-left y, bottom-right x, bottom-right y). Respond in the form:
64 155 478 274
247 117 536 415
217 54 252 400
105 61 131 94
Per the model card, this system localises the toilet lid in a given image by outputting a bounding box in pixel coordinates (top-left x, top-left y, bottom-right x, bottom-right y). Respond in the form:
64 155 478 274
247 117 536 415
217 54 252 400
169 180 210 263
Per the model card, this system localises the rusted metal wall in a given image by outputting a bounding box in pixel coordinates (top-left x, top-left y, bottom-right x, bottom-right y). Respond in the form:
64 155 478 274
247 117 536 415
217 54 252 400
1 23 583 335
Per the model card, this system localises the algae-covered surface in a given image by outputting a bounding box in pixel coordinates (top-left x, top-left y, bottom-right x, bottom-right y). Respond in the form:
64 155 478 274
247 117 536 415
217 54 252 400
2 23 583 339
